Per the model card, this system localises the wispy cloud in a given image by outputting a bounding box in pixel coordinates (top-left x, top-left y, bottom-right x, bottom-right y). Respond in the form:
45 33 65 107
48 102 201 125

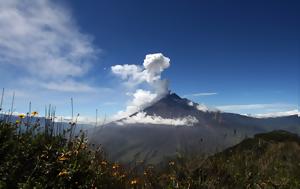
102 102 118 106
253 109 299 118
0 0 99 91
216 103 296 111
184 92 218 97
19 78 102 93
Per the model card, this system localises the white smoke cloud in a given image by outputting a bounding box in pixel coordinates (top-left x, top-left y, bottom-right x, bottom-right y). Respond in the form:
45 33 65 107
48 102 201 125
111 53 170 85
116 112 198 126
119 89 157 116
187 100 217 112
196 104 209 112
111 53 170 118
111 64 144 86
187 101 194 106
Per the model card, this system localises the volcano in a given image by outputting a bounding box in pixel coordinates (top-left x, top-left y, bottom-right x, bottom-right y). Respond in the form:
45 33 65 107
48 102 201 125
90 93 300 164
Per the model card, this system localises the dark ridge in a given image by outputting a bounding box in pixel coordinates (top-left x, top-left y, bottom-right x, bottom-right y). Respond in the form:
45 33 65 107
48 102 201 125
255 130 300 143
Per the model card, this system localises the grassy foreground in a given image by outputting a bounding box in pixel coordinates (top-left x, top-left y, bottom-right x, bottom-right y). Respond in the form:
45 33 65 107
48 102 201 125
0 120 300 189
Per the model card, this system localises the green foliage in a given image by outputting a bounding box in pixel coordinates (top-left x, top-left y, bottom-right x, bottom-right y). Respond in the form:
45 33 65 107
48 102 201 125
0 121 127 189
197 130 300 188
1 120 299 189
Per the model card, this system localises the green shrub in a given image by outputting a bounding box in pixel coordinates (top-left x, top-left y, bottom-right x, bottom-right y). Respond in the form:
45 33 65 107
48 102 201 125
0 121 126 189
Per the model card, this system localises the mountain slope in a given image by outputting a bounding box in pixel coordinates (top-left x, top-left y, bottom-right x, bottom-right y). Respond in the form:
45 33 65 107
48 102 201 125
90 93 300 164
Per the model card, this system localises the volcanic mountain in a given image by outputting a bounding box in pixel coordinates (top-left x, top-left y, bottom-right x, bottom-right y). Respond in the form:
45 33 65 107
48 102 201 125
90 93 299 164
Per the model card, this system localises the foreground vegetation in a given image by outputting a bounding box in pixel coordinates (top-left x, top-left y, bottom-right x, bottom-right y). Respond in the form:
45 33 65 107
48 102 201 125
0 117 300 189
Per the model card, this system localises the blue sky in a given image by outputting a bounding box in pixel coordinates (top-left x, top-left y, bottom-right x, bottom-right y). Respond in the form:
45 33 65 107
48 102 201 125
0 0 299 122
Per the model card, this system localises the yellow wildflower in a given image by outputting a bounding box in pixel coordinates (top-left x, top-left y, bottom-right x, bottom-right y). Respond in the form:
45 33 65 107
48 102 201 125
130 179 138 185
58 169 68 177
31 111 38 116
58 154 69 161
18 114 25 119
58 156 68 161
112 164 119 169
16 120 20 124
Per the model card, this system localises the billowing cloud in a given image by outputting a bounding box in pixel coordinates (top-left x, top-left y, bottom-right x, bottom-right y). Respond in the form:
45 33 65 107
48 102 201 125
119 89 157 116
116 112 198 126
111 53 170 118
196 104 210 112
111 64 143 86
111 53 170 86
187 101 194 106
187 100 217 112
0 0 99 91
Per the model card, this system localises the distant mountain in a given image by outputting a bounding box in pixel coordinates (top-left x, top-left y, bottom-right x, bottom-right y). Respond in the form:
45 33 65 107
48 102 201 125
90 93 300 164
0 114 94 135
124 93 299 132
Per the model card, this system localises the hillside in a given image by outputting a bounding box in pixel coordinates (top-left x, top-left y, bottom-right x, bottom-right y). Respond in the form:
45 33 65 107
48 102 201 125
195 130 300 188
